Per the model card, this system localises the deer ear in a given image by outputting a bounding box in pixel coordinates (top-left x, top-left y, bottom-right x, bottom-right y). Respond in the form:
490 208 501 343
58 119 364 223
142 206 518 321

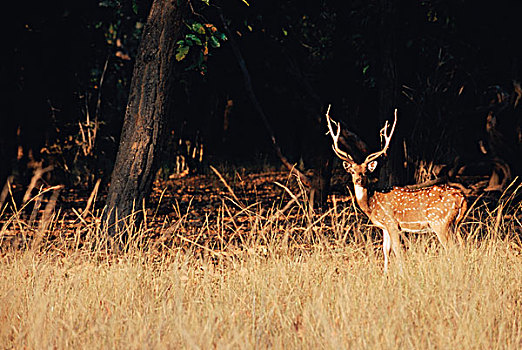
342 161 352 172
367 160 378 172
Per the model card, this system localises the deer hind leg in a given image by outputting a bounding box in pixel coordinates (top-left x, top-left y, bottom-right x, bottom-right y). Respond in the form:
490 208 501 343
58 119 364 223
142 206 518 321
450 202 465 245
432 197 466 248
431 220 455 250
443 221 464 246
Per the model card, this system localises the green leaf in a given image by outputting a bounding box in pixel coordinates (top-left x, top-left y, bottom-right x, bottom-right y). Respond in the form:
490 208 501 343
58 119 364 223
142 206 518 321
186 34 202 46
209 36 220 48
176 45 190 61
132 0 138 14
362 65 370 75
201 0 210 5
191 23 205 34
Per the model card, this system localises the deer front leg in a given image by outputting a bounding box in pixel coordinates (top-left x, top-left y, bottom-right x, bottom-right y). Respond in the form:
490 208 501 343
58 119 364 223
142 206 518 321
388 226 404 273
382 229 391 273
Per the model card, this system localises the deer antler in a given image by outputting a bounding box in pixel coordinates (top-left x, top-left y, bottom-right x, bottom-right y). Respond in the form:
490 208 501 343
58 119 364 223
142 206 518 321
325 105 355 163
363 109 397 164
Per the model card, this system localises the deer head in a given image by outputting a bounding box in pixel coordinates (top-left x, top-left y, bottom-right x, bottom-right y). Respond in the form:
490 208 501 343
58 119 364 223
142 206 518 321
325 105 397 189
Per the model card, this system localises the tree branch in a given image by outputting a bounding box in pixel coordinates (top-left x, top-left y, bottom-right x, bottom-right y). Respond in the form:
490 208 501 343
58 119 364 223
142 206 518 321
219 13 311 187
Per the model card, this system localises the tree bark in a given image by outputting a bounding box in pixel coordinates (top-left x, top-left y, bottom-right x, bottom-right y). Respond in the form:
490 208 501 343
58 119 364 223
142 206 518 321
105 0 188 233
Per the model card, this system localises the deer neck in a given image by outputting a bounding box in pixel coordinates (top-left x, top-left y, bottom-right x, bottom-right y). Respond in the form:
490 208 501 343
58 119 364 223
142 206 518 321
353 183 373 215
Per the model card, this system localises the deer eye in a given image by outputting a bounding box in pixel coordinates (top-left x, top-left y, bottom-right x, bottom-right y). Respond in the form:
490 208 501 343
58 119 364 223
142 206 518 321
367 160 378 172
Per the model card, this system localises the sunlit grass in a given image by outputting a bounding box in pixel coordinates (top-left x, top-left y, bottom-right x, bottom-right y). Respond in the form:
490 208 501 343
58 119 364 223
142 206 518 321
0 181 521 349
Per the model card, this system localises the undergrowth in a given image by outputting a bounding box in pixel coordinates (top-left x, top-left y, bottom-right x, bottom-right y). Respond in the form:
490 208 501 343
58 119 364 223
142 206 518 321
0 175 521 349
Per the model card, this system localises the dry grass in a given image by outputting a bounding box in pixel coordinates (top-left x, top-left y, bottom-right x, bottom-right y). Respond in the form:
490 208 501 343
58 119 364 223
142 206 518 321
1 180 522 349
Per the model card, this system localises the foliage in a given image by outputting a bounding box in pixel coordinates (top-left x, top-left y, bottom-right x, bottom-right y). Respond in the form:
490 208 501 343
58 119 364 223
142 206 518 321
176 22 227 75
45 1 148 186
2 0 521 188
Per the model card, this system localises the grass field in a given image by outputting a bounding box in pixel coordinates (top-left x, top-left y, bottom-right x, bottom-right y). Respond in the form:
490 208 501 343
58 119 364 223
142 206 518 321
1 178 521 349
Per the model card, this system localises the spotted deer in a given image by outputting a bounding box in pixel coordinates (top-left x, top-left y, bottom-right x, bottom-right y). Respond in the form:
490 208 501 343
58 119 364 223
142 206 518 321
326 107 467 272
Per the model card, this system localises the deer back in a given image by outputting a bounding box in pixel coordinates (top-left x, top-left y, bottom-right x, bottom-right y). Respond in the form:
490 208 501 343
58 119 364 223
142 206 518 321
368 185 467 231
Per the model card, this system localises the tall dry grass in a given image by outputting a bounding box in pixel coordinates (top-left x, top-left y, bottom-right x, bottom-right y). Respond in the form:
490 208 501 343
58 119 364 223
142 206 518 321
0 180 521 349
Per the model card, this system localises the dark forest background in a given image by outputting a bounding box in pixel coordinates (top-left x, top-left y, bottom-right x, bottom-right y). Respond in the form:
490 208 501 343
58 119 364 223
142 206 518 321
1 0 521 207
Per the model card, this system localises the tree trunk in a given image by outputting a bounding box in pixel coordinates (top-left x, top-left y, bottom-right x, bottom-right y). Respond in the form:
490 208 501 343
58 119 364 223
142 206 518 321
104 0 188 233
377 0 402 186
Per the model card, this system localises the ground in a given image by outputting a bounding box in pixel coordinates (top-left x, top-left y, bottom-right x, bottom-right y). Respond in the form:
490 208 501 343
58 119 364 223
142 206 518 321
1 168 521 348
